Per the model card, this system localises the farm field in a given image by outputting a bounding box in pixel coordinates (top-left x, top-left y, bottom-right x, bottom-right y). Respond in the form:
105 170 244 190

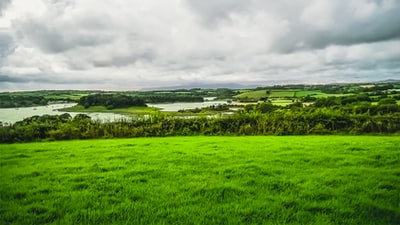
1 136 399 224
234 89 351 101
44 93 88 101
234 90 294 100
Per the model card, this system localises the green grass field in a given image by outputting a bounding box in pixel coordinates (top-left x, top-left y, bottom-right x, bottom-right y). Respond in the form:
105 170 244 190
235 90 350 101
269 99 293 106
1 136 399 224
235 90 295 99
44 94 88 101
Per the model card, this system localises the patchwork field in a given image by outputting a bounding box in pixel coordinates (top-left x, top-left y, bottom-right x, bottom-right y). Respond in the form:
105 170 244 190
1 136 399 224
234 89 350 101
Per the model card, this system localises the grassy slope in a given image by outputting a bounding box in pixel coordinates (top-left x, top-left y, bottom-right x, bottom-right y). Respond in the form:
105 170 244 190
44 94 88 101
234 90 293 99
1 136 399 224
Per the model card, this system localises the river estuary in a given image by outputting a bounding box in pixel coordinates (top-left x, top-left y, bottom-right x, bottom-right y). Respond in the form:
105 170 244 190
0 100 229 125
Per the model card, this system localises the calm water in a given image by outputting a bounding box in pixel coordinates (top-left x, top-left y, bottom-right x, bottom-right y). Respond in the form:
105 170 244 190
0 103 130 125
0 101 230 125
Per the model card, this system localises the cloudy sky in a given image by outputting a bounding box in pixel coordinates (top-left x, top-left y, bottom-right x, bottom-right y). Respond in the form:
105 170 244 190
0 0 399 91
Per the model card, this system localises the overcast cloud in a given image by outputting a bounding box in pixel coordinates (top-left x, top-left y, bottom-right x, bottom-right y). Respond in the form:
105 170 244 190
0 0 399 91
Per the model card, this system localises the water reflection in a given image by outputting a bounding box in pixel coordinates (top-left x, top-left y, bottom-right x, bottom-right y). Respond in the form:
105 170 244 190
0 101 234 125
0 103 130 125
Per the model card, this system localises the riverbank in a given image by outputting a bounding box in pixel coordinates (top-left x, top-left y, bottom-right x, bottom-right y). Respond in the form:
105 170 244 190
0 103 130 125
60 102 233 117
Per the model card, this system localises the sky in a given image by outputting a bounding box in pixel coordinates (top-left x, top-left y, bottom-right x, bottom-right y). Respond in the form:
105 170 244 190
0 0 399 91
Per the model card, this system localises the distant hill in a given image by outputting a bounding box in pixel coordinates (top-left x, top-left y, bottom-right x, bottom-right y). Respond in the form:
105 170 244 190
142 79 400 91
375 79 400 84
142 82 254 90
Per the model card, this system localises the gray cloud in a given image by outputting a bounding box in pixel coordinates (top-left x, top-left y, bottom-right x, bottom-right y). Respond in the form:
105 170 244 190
92 51 156 68
0 73 53 83
0 30 15 65
290 2 400 51
14 17 113 53
0 0 399 91
187 0 400 52
185 0 250 25
0 0 11 16
0 74 22 82
0 71 107 85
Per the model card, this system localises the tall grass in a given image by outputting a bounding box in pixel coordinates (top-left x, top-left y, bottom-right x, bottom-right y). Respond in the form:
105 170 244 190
1 136 399 224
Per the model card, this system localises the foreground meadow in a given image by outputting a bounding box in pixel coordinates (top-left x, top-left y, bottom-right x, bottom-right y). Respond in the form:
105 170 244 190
1 136 399 224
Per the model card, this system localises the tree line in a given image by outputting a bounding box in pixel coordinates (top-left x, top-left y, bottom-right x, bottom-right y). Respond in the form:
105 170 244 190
1 100 399 143
78 94 147 109
0 95 49 108
139 95 204 103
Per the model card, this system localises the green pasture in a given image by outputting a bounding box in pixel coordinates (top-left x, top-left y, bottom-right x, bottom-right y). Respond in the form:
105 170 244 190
294 91 330 97
235 90 306 99
44 94 88 101
234 90 270 99
270 99 293 106
1 136 399 224
235 89 352 101
234 90 296 101
269 91 295 98
295 90 351 98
